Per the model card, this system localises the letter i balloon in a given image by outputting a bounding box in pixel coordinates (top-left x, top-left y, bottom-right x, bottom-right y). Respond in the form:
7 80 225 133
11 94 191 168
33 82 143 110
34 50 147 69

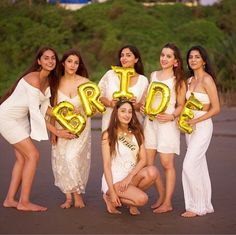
112 66 135 100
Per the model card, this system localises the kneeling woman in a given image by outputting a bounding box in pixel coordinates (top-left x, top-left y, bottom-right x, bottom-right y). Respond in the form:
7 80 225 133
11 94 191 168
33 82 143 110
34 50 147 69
101 99 157 215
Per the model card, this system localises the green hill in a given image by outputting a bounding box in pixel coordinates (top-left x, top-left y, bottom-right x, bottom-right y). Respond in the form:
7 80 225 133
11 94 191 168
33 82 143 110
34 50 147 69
0 0 236 95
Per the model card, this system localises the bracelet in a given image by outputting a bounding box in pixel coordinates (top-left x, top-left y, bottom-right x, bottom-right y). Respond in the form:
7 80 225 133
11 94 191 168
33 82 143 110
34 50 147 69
171 113 176 121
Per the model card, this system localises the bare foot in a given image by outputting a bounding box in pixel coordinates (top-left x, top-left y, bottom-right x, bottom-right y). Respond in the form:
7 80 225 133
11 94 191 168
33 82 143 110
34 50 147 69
3 199 18 208
129 206 141 216
74 194 85 208
153 204 173 214
103 194 121 214
17 202 47 212
151 198 163 209
181 211 197 218
60 199 73 209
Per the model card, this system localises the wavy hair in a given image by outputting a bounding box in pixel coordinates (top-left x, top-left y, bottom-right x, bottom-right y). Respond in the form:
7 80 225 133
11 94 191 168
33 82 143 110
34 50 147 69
50 48 89 106
186 45 216 83
0 46 59 105
162 43 186 96
105 99 144 157
117 45 144 75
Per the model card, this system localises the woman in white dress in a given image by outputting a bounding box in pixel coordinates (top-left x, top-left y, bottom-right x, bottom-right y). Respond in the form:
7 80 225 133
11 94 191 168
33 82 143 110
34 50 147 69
98 45 149 132
50 49 91 209
101 99 158 215
181 45 220 218
144 43 186 213
0 46 74 212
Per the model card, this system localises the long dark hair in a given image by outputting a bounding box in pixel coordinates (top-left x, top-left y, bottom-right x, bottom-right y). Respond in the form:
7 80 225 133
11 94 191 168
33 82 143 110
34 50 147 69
50 48 89 106
162 43 186 96
186 45 216 82
106 99 144 157
0 46 59 105
117 45 144 75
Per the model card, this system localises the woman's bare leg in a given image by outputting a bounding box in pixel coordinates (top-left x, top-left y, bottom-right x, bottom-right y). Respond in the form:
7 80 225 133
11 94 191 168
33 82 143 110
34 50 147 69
181 211 197 218
103 193 121 214
114 184 148 215
74 193 85 208
3 149 24 208
154 153 175 213
103 166 156 215
132 166 158 191
146 149 165 209
60 193 73 209
129 206 141 215
13 138 47 211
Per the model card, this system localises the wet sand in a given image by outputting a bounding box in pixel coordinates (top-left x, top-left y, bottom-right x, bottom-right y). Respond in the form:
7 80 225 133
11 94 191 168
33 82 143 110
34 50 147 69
0 107 236 234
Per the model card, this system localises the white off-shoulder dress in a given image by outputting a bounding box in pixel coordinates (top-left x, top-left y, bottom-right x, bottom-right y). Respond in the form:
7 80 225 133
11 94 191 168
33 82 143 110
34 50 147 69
51 91 91 194
0 78 50 144
182 90 214 216
101 134 139 193
98 69 149 132
144 71 180 155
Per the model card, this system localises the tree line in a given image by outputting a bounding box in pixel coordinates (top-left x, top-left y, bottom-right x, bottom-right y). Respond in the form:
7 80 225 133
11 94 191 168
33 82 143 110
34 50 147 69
0 0 235 99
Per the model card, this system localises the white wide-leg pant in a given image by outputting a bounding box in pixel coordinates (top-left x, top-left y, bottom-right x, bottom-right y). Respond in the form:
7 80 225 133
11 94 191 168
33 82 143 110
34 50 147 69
182 111 214 215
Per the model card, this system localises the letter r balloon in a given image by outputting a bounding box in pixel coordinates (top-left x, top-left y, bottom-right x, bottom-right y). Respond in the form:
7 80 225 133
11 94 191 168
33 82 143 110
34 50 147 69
78 82 106 117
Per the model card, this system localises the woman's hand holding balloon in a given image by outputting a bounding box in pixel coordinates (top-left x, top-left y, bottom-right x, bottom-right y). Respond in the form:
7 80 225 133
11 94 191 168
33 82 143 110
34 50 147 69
156 113 176 122
56 129 76 139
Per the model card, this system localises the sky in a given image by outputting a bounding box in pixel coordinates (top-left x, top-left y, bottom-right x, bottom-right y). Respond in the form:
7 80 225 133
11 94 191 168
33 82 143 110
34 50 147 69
200 0 219 5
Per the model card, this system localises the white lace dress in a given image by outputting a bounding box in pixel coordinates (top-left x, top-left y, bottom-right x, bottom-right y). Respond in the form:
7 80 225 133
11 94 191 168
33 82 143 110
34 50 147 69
0 78 50 144
51 90 91 194
98 69 149 132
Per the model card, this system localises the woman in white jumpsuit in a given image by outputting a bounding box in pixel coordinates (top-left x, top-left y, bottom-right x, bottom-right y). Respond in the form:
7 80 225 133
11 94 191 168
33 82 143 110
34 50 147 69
181 45 220 217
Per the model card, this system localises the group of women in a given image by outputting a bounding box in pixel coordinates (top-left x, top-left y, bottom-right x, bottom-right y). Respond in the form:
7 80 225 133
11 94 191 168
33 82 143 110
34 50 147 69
0 43 220 218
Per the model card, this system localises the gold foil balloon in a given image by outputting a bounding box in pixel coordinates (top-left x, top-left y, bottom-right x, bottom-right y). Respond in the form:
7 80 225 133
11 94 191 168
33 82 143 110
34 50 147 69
178 107 194 134
178 93 204 134
144 82 170 120
78 82 106 117
52 101 86 137
111 66 135 100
